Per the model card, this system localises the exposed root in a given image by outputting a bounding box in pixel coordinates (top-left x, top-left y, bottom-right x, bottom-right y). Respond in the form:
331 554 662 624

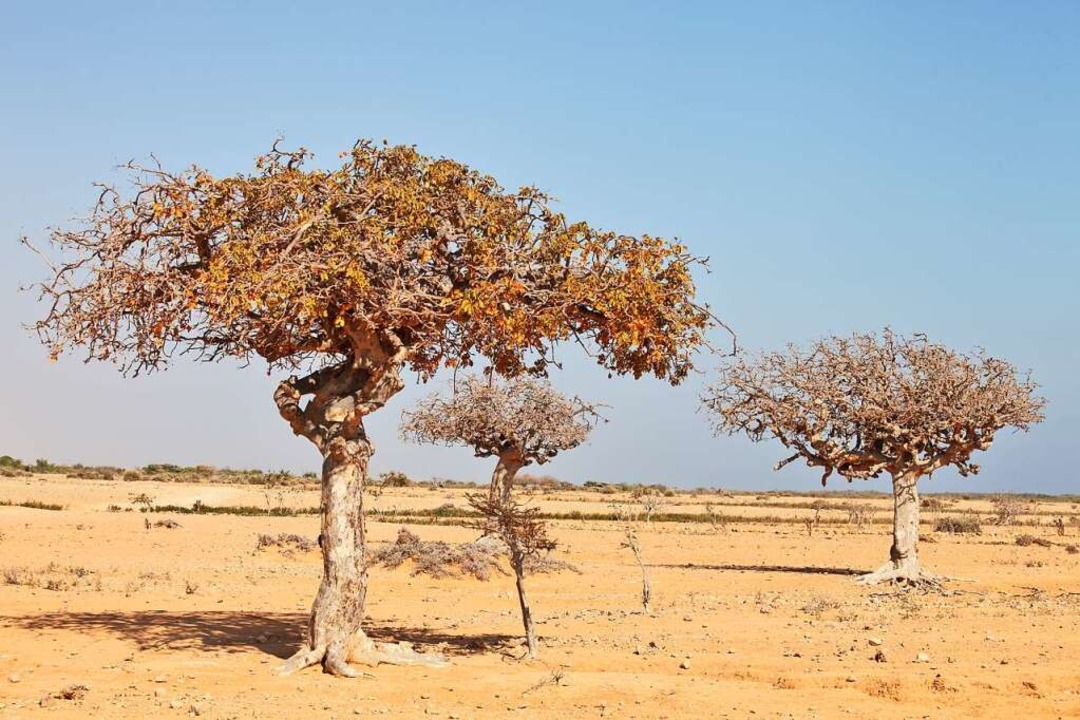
275 645 326 676
855 561 941 588
325 645 362 678
348 641 449 668
275 638 448 677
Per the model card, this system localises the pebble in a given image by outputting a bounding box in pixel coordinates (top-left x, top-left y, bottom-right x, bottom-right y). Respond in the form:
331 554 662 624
679 659 691 670
7 674 20 684
846 675 857 683
868 637 883 647
915 652 931 663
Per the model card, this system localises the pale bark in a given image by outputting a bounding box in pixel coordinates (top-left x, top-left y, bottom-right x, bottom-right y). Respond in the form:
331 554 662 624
276 348 447 676
489 451 523 505
511 552 538 658
489 450 538 658
857 471 932 585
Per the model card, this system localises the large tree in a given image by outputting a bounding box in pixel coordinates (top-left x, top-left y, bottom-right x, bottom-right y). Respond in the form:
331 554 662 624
28 140 719 676
401 374 601 657
701 330 1044 585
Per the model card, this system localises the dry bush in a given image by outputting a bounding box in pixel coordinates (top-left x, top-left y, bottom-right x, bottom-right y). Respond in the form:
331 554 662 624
632 487 667 524
704 502 728 532
1065 545 1079 555
991 495 1034 526
934 514 982 535
4 563 101 592
844 502 876 530
129 492 155 511
621 527 652 613
1016 534 1052 548
371 528 506 580
256 533 316 553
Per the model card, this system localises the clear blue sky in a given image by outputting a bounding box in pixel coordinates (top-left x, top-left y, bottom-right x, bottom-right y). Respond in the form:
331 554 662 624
1 1 1076 493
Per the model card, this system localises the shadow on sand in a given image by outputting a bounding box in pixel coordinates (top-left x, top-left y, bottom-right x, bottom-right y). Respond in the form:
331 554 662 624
657 562 863 577
0 610 517 659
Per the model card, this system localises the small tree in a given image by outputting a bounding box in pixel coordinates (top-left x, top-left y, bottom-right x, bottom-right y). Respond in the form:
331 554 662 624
29 140 719 676
702 330 1044 585
402 374 602 657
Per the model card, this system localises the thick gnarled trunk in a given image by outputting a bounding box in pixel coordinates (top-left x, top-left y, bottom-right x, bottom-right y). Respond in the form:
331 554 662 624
489 451 523 505
275 348 446 676
293 435 371 677
858 471 931 585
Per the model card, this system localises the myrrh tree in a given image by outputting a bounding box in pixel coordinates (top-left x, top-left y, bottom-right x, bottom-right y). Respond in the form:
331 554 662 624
401 374 602 657
701 330 1044 585
28 140 719 676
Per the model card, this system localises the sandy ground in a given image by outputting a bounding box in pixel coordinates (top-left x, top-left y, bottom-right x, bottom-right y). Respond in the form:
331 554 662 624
2 475 1079 719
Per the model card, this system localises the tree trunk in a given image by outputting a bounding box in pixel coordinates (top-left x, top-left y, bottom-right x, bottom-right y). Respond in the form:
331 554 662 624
274 353 447 677
857 471 931 585
489 451 523 505
511 551 538 659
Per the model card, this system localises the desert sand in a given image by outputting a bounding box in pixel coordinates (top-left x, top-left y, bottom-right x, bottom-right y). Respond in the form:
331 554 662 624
2 474 1079 719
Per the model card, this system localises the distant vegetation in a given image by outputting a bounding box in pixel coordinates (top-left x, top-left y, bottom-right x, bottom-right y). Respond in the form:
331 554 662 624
3 455 1080 505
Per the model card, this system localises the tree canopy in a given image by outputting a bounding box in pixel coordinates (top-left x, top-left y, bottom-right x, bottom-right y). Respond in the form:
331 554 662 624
30 140 719 383
401 375 602 465
702 329 1045 485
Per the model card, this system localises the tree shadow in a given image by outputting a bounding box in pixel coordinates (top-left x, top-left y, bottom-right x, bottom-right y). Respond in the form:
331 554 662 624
657 562 863 577
0 611 517 659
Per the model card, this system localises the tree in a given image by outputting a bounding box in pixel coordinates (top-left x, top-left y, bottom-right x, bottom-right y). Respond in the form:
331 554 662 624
701 330 1044 585
401 374 602 657
28 140 720 676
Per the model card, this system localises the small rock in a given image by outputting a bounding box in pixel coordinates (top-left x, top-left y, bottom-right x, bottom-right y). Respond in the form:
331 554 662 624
759 606 771 614
873 650 887 663
846 675 857 683
633 646 643 655
153 674 168 683
169 699 183 709
915 652 931 663
154 689 166 698
8 674 20 684
868 638 883 647
679 659 691 670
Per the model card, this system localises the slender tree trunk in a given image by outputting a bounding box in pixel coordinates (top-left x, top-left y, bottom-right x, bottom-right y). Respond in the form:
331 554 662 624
858 471 929 585
511 551 538 658
488 450 538 657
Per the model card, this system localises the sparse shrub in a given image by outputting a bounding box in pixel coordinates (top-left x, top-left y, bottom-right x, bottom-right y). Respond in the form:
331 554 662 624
122 470 143 482
844 502 876 530
921 497 946 513
129 492 155 512
378 471 412 488
153 518 181 529
934 514 982 535
621 526 652 614
256 533 316 553
1052 517 1066 536
0 499 65 511
704 502 728 533
990 495 1033 526
371 527 506 580
184 579 199 595
106 504 123 512
1065 545 1078 555
1016 534 1052 548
